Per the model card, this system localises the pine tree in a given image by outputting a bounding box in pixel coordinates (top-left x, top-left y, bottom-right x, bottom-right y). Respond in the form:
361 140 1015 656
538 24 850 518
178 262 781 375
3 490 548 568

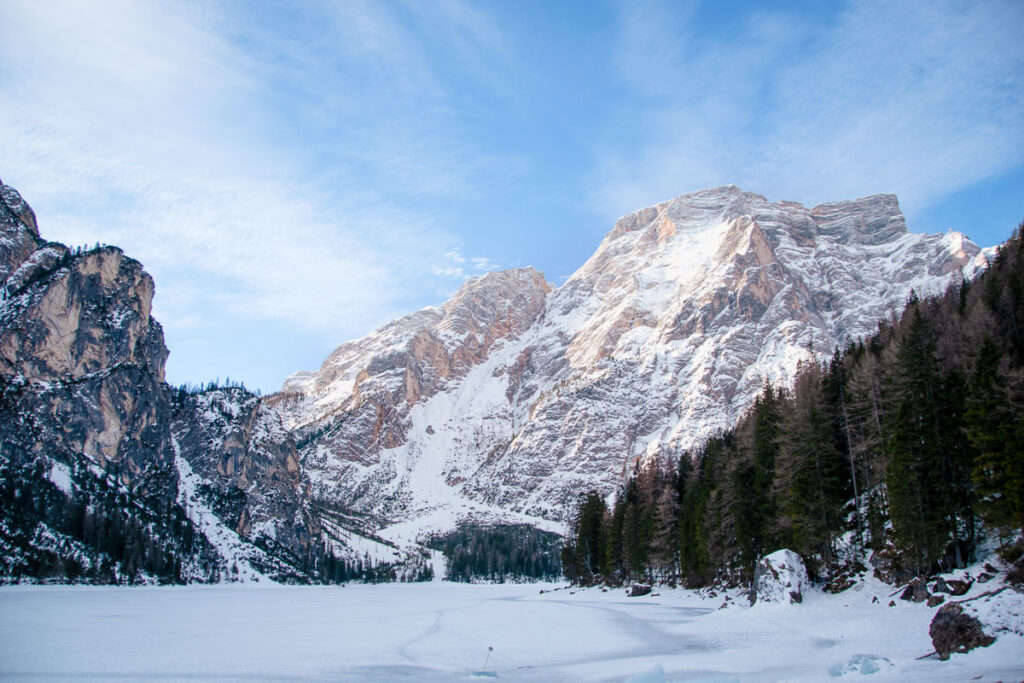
732 384 781 574
967 335 1024 537
774 362 848 576
571 491 608 584
886 304 967 574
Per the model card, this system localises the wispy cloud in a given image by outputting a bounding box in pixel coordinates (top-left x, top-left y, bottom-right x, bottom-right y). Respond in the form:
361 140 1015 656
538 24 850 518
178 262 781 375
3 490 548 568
432 250 501 280
596 0 1024 221
0 0 510 348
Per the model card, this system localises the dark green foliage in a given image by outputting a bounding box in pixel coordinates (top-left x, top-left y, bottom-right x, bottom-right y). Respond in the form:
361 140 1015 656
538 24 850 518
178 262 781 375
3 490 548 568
564 491 608 584
564 222 1024 588
774 362 848 575
0 455 217 584
968 338 1024 536
428 522 561 583
884 304 965 574
317 549 424 584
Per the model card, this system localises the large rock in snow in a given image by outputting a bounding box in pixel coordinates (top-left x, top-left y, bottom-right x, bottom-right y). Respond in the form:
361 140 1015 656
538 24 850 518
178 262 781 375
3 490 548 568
754 549 810 604
929 602 995 660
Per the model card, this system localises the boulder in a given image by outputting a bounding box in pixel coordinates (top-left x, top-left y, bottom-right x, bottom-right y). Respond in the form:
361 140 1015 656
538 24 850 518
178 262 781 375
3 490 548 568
927 595 945 608
929 603 995 660
628 583 652 597
945 579 972 596
900 578 930 603
753 549 809 605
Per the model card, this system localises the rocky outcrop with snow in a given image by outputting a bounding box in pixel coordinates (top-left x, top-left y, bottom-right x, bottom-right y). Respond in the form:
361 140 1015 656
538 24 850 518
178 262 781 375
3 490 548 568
0 181 174 499
171 386 320 564
274 186 985 538
930 602 996 659
753 549 810 604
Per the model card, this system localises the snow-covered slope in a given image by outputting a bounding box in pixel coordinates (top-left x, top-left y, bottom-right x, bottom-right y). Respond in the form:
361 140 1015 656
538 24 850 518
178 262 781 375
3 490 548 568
273 186 987 541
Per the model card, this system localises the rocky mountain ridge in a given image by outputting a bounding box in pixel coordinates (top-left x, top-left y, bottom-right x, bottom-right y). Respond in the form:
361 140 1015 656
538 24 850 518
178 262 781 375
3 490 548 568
274 185 988 543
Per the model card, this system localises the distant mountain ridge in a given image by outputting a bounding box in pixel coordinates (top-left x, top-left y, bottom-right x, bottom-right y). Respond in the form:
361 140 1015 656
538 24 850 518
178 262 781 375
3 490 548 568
0 178 989 582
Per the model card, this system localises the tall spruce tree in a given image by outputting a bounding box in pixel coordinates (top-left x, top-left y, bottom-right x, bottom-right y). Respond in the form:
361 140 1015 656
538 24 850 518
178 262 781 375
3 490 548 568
967 335 1024 537
886 302 970 574
732 384 781 574
775 362 846 575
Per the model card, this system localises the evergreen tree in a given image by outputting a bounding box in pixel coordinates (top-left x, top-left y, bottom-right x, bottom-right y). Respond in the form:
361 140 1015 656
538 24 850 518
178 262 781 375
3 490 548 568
774 362 846 575
732 384 781 574
569 491 608 584
967 335 1024 537
885 304 972 574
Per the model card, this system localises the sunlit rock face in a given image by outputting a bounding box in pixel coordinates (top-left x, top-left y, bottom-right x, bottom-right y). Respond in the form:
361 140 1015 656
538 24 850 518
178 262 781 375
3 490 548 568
274 185 984 528
0 180 173 498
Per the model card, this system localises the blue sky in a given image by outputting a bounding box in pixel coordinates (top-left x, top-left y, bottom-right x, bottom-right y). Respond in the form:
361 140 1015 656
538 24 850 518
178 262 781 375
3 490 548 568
1 0 1022 393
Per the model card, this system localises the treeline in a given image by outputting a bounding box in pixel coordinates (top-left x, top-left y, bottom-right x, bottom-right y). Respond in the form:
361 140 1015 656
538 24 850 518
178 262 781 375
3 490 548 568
564 225 1024 588
428 522 562 582
318 549 433 583
0 456 220 584
172 378 259 402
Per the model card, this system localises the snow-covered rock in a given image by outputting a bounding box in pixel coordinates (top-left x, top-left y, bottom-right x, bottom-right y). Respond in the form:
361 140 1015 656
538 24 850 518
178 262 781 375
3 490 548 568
753 549 810 605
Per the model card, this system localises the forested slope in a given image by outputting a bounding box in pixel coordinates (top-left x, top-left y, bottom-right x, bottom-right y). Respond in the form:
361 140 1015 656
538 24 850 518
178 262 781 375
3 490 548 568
563 225 1024 589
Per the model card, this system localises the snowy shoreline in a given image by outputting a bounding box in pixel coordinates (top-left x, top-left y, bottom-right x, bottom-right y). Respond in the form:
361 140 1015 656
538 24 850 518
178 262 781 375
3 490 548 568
2 579 1021 682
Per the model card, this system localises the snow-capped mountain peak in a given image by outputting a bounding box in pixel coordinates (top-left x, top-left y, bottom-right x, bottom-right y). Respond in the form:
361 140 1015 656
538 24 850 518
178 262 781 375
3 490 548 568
271 187 983 539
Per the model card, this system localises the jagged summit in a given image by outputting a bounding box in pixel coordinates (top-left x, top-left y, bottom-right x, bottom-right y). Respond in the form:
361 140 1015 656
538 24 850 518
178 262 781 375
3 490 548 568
607 186 907 248
0 178 39 236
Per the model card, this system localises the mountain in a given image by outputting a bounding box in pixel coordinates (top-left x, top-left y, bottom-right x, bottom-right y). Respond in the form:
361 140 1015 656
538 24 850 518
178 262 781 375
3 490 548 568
0 179 324 583
270 185 988 545
0 178 990 583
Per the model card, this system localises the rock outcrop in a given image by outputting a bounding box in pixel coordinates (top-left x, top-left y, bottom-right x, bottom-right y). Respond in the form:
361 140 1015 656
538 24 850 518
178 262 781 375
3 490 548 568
0 181 172 498
753 549 810 604
0 179 318 583
930 602 995 660
172 386 318 561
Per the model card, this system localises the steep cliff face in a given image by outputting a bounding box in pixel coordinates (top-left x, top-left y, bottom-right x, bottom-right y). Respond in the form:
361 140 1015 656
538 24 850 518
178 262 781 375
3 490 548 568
172 386 318 563
278 186 986 534
0 182 41 284
0 179 315 583
0 179 172 498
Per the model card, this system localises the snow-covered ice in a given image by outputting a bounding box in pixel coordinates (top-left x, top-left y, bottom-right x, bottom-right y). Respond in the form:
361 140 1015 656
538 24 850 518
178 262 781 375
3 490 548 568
1 582 1021 682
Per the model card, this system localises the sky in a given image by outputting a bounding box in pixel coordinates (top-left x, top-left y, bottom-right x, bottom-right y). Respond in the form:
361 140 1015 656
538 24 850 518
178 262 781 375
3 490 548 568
1 0 1022 393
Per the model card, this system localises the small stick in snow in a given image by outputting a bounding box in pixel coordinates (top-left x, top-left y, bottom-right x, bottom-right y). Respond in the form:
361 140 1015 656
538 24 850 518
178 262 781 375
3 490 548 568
473 646 497 678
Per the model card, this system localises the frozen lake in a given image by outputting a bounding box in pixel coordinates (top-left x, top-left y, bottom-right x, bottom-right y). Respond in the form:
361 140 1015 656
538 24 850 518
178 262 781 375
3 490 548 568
1 582 1022 681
